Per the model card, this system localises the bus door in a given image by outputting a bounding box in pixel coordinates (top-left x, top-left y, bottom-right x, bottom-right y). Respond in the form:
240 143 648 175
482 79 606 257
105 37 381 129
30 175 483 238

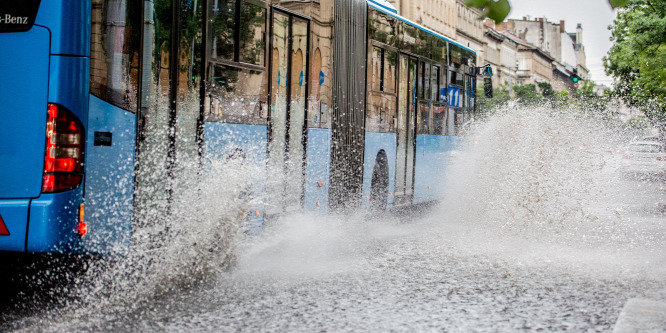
394 54 417 205
267 10 309 215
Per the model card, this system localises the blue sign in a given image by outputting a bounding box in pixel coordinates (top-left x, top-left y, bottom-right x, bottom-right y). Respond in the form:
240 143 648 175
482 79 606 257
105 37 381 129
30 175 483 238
439 87 447 103
277 70 281 86
448 86 460 108
319 70 325 86
299 70 304 87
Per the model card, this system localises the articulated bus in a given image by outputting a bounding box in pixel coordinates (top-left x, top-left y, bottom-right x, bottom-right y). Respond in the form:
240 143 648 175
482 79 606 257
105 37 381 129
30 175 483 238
0 0 489 255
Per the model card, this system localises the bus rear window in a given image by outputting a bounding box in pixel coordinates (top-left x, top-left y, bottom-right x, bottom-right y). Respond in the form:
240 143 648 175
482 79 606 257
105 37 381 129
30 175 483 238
0 1 41 33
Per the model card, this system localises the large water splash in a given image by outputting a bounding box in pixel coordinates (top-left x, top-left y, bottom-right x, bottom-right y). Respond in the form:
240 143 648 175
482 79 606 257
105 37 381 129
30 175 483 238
5 105 666 332
4 152 258 331
431 105 666 278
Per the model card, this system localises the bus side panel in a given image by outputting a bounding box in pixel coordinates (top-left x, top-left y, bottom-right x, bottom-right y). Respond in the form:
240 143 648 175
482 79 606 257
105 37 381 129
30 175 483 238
0 201 30 252
82 95 136 255
413 135 460 204
304 128 332 214
362 132 397 208
34 0 90 56
27 190 84 253
204 123 267 233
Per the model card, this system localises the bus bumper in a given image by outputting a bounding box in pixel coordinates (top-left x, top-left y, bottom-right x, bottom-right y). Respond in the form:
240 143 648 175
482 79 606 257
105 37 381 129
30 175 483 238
0 200 30 252
26 189 84 254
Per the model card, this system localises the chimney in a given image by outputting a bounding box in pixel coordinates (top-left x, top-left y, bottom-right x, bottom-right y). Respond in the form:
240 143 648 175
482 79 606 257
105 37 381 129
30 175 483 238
576 23 582 44
559 20 565 33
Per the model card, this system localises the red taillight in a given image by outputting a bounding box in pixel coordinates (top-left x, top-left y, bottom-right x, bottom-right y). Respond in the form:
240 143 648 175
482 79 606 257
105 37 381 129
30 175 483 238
42 104 84 193
657 156 666 161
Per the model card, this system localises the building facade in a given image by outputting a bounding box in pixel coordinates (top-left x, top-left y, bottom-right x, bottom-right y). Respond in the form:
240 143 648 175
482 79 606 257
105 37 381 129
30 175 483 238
483 20 518 88
513 36 555 85
497 17 589 91
455 0 485 66
569 23 589 80
389 0 457 40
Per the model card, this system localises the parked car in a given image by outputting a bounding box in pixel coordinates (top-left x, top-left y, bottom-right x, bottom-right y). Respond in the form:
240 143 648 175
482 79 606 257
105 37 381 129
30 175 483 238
619 141 666 179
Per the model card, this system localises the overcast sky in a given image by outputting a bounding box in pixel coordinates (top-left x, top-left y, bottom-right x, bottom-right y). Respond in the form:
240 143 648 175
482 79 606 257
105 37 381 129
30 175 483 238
506 0 617 86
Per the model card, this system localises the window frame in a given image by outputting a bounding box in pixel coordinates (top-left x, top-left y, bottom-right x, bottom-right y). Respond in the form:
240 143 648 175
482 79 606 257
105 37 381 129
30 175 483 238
208 0 268 71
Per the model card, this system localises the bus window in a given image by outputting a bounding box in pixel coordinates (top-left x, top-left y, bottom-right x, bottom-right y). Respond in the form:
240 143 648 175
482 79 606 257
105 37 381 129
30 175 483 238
371 46 382 92
418 102 431 134
209 65 267 124
418 62 425 99
90 0 141 112
466 75 475 109
239 3 266 66
368 9 397 46
454 109 464 134
433 104 446 135
448 70 463 87
210 0 267 64
384 50 396 93
449 44 462 69
210 0 236 61
431 65 439 101
423 63 431 100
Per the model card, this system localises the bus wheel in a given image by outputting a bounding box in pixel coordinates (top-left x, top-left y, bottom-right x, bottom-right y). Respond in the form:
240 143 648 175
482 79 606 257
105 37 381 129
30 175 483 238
370 150 389 213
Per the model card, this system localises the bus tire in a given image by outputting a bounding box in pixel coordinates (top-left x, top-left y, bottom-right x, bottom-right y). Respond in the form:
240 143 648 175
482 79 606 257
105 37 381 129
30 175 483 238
370 150 389 213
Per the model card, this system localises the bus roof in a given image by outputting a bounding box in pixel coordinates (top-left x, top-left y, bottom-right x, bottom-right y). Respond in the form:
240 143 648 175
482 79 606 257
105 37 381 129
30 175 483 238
366 0 477 54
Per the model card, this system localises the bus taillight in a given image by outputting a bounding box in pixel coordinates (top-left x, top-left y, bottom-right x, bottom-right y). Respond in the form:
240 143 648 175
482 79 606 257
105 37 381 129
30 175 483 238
42 104 84 193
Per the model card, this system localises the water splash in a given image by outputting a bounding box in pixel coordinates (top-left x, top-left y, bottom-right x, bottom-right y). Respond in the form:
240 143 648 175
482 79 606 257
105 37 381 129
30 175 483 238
431 105 666 278
4 153 257 331
5 105 666 331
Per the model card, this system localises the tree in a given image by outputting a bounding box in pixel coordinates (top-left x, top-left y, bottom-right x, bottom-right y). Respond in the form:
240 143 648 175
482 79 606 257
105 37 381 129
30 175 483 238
513 84 541 105
476 81 511 115
537 82 555 99
604 0 666 123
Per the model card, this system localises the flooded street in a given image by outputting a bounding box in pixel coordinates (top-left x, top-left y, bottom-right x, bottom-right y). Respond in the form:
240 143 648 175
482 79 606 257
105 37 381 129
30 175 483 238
3 108 666 332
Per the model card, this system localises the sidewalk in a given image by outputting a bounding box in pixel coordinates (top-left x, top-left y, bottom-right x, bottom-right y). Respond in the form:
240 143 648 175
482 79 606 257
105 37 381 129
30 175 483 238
613 298 666 332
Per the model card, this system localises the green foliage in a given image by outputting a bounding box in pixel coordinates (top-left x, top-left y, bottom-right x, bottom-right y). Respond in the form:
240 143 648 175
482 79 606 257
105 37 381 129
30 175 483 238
574 80 597 99
464 0 511 23
553 89 571 109
604 0 666 122
609 0 630 7
513 84 541 105
476 82 511 116
537 82 555 98
476 82 613 122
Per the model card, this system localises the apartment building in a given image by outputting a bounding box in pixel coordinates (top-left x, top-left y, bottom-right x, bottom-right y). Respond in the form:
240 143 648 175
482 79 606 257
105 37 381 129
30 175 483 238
498 17 589 91
389 0 457 40
483 20 518 88
455 0 485 66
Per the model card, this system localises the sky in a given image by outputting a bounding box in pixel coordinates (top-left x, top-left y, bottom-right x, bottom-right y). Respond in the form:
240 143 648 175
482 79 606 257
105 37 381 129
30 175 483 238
506 0 618 86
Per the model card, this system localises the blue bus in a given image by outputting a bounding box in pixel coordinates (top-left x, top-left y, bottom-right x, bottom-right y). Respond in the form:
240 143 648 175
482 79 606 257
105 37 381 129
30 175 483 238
0 0 489 256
